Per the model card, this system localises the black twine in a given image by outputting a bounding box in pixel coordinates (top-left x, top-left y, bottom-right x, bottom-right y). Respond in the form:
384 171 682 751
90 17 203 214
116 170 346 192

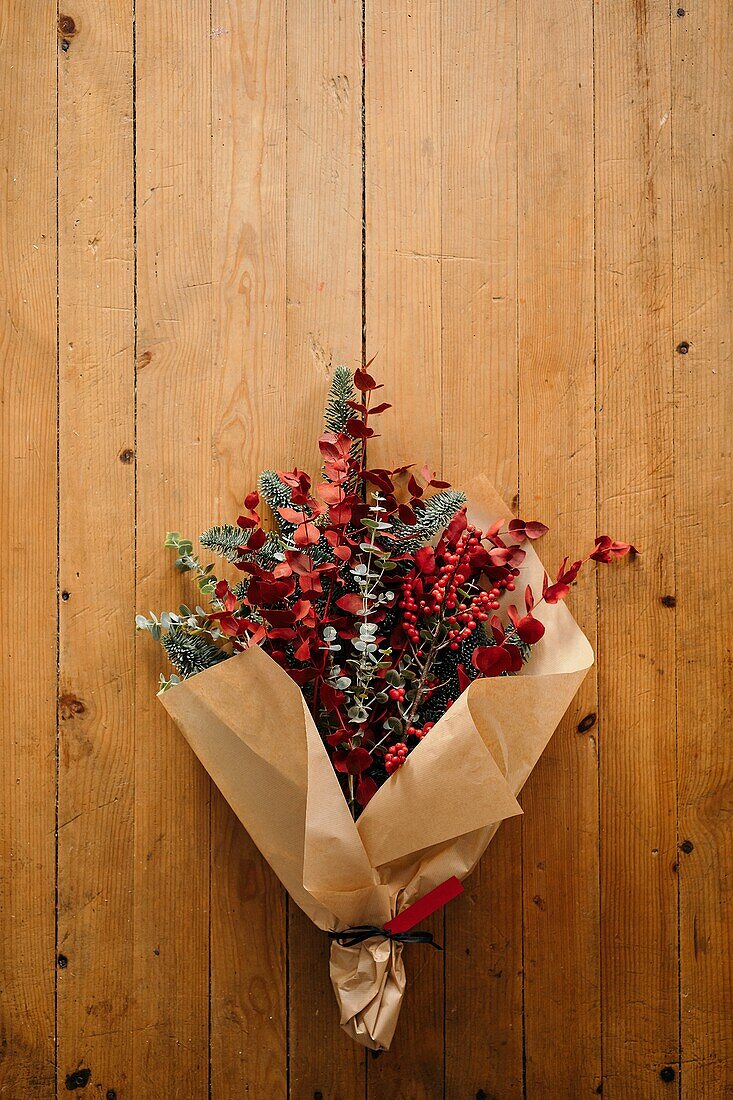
327 925 442 950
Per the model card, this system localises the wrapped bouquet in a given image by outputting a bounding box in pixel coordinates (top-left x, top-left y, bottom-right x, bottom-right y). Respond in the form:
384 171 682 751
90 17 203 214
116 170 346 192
138 366 634 1050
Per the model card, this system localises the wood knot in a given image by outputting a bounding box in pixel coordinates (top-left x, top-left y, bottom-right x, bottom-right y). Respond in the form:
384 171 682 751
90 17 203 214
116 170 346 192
58 14 78 40
577 712 597 733
659 1066 676 1083
676 340 690 354
59 694 85 720
680 839 694 854
57 954 68 968
661 594 676 608
119 448 134 464
65 1068 91 1090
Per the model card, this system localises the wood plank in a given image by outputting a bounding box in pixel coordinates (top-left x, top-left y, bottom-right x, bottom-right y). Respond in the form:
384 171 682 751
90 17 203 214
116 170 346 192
441 2 523 1096
284 1 366 1096
0 4 57 1095
208 2 288 1095
517 0 600 1093
595 3 678 1095
365 2 443 1095
56 1 135 1096
134 2 212 1093
672 6 733 1096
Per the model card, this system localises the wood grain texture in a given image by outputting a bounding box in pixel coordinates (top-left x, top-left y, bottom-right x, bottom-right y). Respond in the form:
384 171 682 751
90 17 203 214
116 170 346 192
209 1 288 1094
0 3 731 1096
672 5 733 1096
285 2 365 1097
0 3 57 1096
596 3 678 1095
57 1 135 1096
441 3 523 1096
517 0 601 1094
134 1 212 1093
365 2 443 1096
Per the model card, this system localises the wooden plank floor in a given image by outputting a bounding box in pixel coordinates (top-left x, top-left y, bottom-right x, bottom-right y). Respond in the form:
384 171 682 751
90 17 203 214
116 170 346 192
1 2 730 1097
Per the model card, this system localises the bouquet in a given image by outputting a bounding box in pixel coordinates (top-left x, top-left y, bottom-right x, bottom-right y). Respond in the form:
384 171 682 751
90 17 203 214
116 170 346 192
138 366 635 1050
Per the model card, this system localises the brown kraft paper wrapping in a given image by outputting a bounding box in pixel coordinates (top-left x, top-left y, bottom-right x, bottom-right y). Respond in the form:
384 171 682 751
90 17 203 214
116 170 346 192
159 476 594 1050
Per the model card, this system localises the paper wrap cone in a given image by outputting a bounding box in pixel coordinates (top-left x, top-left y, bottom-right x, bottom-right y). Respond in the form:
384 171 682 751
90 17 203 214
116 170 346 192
159 477 594 1050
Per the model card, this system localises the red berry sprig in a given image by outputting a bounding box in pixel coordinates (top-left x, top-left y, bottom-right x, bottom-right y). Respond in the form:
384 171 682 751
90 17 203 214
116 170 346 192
384 742 408 774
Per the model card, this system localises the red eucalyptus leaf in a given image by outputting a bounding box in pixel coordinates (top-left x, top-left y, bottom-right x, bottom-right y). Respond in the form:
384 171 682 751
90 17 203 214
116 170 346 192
267 627 296 641
346 747 373 775
320 683 345 712
369 402 392 415
261 608 296 627
543 580 571 604
244 490 260 511
288 667 318 685
354 368 379 391
356 776 378 807
590 536 638 563
444 509 468 543
246 624 267 647
247 577 295 604
489 615 505 645
335 593 364 614
505 644 523 672
524 520 549 540
407 474 424 499
414 545 436 575
398 502 417 525
346 417 374 440
293 522 321 548
247 528 267 553
472 645 513 677
332 750 350 773
457 663 472 694
318 483 343 505
329 500 353 525
525 584 535 612
515 613 545 644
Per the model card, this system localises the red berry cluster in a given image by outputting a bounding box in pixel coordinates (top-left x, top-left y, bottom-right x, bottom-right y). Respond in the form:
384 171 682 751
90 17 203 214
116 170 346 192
406 721 434 740
398 523 521 650
388 686 406 703
384 742 408 774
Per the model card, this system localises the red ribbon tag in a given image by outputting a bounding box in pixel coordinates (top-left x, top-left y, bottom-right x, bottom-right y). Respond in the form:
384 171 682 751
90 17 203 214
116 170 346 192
384 876 464 935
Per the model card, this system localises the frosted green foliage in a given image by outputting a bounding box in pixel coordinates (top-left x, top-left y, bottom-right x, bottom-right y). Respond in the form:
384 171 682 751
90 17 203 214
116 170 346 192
258 469 296 540
162 626 228 679
385 490 466 551
323 365 356 435
200 524 249 563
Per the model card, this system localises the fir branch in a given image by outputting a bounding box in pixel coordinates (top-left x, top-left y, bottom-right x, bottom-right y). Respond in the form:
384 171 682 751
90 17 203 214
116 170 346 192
323 365 356 435
200 523 249 563
384 490 467 551
162 626 228 680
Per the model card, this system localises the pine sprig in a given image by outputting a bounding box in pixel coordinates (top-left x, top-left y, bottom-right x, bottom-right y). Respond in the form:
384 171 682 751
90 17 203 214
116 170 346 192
200 523 249 563
323 365 356 435
384 490 466 551
162 626 228 679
